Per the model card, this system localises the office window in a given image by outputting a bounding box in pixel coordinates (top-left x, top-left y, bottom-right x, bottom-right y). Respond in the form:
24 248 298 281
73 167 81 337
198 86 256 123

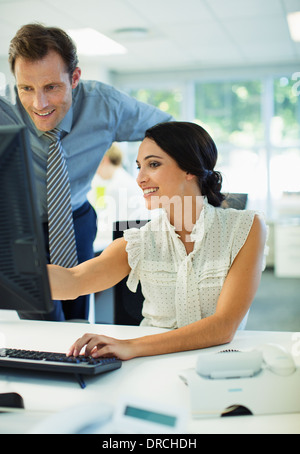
121 75 299 218
130 87 183 119
194 80 265 210
273 76 300 146
123 87 183 176
270 76 300 218
195 81 263 145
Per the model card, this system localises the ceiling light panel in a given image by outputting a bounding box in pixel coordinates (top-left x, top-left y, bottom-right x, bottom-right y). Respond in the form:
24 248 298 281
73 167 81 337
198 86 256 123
68 28 127 56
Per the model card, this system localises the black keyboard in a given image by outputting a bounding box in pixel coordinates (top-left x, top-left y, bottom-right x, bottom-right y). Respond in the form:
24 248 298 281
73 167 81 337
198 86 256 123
0 348 122 388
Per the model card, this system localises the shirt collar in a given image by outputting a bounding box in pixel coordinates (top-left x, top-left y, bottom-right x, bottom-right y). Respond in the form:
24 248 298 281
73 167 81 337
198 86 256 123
190 197 215 244
160 197 215 244
58 105 73 134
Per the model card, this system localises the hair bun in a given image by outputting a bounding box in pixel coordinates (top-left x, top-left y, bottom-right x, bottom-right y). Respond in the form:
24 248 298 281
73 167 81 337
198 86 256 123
203 170 224 207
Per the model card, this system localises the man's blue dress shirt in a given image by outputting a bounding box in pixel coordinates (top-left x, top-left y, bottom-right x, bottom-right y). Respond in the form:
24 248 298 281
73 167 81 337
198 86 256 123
0 80 173 221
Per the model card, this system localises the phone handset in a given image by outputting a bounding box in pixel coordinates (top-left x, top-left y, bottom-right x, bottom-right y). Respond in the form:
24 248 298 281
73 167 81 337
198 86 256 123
196 344 296 379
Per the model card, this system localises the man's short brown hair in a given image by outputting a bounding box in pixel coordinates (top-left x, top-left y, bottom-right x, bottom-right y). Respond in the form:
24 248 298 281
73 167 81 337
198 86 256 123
9 23 79 80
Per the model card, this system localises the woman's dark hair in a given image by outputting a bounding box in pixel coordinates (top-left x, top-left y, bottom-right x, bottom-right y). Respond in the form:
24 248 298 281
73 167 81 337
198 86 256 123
145 121 225 207
9 23 79 81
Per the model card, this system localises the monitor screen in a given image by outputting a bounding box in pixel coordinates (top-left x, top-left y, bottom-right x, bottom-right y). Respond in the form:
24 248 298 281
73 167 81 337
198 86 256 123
0 125 53 314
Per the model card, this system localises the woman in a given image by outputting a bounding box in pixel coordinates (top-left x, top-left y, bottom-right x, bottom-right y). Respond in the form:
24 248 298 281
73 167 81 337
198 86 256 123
48 122 267 360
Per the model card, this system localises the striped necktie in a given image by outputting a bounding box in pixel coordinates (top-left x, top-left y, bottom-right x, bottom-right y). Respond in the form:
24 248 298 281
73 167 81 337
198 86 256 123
45 128 78 268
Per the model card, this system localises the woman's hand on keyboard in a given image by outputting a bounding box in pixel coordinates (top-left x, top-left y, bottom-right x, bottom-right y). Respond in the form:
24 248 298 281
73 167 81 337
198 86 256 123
67 333 137 361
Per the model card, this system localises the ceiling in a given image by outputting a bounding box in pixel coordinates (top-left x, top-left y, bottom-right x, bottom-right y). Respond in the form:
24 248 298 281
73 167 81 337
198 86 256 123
0 0 299 75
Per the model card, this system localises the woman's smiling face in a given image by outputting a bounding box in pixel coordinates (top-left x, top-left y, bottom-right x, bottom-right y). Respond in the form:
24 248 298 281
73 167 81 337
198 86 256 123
136 137 197 211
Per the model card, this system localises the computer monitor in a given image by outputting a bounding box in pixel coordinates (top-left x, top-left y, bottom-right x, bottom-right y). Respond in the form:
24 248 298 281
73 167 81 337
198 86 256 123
0 125 53 314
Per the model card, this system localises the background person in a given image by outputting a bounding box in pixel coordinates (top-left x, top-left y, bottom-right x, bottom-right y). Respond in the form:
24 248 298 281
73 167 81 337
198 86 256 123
88 143 150 250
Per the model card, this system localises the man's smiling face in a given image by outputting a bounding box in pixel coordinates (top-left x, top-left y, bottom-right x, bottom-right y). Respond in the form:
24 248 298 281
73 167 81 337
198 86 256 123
14 50 81 132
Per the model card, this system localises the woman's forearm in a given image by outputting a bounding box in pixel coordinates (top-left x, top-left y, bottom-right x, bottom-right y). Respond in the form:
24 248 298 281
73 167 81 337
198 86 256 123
129 314 235 358
68 314 235 361
47 237 131 301
47 265 80 301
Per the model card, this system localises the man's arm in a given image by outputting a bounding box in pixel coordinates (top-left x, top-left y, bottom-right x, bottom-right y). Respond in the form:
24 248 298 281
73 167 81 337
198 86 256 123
111 88 174 143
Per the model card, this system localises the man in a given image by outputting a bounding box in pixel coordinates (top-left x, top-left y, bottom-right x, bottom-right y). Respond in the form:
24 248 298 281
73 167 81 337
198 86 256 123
0 23 173 321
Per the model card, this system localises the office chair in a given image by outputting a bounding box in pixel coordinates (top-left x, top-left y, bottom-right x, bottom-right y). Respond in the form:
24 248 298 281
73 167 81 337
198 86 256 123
113 220 149 325
221 193 248 210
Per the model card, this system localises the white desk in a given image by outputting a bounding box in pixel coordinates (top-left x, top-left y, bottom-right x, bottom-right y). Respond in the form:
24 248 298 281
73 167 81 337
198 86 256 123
0 320 299 434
